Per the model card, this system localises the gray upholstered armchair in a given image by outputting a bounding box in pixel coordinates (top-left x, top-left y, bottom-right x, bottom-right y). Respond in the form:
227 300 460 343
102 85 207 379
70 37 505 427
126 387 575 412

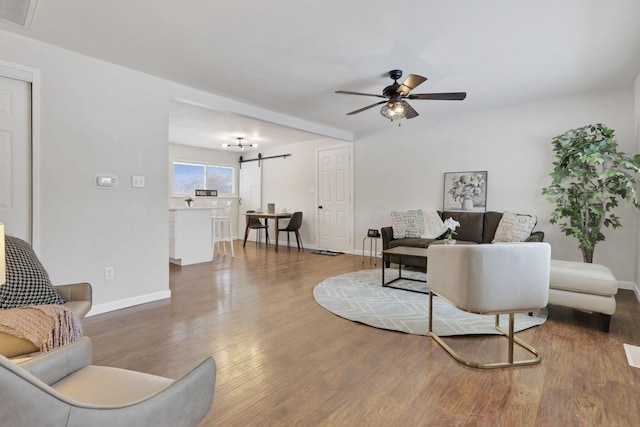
0 235 93 357
0 337 216 426
0 282 92 358
427 242 551 368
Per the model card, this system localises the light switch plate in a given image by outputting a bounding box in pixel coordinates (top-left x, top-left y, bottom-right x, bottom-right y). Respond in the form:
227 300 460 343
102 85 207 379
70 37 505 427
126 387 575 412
132 175 145 188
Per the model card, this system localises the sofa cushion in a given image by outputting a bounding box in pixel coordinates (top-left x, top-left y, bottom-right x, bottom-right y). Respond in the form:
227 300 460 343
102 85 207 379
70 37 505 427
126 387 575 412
0 236 65 309
550 260 618 297
440 211 484 243
391 210 425 239
388 237 434 249
482 211 503 243
492 212 537 243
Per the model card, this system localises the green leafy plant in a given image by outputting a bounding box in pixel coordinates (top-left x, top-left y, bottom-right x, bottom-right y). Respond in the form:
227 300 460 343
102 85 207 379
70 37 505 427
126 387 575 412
542 124 640 263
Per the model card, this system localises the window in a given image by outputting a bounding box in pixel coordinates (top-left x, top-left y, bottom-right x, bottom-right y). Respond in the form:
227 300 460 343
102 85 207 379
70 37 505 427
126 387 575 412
173 162 235 196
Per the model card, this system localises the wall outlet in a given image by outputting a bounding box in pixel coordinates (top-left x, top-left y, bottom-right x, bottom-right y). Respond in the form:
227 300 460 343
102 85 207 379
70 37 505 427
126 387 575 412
105 266 115 280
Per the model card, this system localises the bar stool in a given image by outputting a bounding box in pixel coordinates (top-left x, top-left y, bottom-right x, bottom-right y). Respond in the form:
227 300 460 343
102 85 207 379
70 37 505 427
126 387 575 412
211 201 234 257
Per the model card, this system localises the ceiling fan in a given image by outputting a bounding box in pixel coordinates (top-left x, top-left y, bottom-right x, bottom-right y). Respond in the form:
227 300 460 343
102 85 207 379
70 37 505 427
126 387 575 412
335 69 466 122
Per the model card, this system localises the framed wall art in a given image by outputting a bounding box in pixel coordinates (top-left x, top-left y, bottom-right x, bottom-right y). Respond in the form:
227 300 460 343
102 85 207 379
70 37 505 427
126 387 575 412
443 171 487 212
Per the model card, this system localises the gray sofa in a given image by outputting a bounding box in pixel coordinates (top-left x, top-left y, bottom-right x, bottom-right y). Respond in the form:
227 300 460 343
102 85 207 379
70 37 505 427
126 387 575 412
382 210 544 268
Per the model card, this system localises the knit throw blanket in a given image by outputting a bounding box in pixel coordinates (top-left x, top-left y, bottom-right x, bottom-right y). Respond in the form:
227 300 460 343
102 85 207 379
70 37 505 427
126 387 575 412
0 305 83 353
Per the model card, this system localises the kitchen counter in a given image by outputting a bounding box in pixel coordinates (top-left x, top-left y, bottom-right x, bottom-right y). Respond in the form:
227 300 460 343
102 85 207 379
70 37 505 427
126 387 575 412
169 208 213 265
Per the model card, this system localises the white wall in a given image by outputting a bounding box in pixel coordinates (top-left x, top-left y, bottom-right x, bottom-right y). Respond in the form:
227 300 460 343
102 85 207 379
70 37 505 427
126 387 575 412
355 87 637 284
1 33 173 312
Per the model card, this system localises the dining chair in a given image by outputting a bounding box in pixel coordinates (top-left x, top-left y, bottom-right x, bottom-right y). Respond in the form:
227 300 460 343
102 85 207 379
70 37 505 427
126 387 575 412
211 201 234 257
278 211 304 251
245 210 270 247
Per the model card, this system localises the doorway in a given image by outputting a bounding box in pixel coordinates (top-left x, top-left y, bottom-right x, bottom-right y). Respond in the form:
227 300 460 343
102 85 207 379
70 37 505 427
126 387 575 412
0 70 33 243
316 144 353 252
238 160 262 240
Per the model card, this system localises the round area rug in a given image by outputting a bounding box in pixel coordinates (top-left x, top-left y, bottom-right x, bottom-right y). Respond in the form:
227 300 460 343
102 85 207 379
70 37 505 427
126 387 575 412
313 269 548 337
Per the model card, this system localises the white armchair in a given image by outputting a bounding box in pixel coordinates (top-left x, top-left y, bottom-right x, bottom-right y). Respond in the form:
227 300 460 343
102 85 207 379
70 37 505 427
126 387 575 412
427 242 551 368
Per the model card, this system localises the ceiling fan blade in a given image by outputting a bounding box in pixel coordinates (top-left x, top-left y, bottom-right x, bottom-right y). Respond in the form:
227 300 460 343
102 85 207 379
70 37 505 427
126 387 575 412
403 102 419 119
346 100 387 115
397 74 427 96
408 92 467 101
335 90 386 99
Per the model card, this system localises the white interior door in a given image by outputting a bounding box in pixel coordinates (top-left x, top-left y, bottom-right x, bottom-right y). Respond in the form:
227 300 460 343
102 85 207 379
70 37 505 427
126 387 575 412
238 161 262 239
317 145 352 252
0 75 31 241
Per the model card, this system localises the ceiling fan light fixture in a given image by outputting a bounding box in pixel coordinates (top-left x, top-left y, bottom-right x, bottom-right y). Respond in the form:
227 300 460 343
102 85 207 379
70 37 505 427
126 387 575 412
380 100 407 121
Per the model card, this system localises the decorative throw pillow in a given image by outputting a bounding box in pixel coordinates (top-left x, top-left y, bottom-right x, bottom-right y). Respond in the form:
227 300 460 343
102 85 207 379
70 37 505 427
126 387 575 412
0 236 65 309
421 208 448 239
492 212 537 243
391 210 425 239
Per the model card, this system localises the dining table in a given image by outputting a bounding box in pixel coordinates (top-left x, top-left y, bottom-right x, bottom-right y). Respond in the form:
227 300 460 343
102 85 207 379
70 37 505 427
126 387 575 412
242 212 292 252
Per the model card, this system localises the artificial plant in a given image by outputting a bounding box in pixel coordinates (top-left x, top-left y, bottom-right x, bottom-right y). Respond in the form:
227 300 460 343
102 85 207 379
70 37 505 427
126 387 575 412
542 124 640 263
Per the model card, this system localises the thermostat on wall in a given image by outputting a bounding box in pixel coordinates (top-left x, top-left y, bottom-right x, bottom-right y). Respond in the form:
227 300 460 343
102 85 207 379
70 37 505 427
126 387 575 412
94 174 119 189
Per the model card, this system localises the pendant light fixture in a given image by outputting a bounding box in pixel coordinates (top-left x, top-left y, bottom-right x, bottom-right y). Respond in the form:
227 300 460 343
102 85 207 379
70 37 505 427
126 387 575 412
222 137 257 150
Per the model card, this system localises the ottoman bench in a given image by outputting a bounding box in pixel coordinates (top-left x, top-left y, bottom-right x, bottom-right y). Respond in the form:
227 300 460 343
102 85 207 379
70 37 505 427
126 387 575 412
549 260 618 332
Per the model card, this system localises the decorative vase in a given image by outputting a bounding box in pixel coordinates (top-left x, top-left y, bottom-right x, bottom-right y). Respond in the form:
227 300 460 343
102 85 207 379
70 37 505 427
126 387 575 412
444 239 456 245
462 197 474 210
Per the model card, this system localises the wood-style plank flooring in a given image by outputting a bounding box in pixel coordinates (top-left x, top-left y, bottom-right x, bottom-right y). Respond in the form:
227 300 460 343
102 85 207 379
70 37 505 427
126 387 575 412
82 241 640 426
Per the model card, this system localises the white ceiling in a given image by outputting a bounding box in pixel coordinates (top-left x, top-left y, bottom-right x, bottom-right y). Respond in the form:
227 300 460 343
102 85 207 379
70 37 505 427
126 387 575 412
3 0 640 149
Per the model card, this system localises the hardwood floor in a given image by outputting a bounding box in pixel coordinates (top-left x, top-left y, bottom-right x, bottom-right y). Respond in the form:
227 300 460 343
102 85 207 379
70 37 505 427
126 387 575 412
82 241 640 426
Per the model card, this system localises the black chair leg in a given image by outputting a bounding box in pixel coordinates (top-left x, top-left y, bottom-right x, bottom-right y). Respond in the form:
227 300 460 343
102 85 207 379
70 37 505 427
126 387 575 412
295 231 303 250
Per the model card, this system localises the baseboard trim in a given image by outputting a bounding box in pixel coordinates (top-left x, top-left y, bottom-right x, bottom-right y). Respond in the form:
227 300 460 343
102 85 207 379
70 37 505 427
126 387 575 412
618 280 634 291
86 290 171 317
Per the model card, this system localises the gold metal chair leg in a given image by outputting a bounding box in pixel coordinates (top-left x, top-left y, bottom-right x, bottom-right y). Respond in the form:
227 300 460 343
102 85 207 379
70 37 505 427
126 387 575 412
428 292 541 369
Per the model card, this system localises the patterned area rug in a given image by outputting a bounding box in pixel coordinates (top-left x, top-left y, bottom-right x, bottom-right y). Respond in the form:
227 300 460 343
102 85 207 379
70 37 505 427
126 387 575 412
313 269 548 336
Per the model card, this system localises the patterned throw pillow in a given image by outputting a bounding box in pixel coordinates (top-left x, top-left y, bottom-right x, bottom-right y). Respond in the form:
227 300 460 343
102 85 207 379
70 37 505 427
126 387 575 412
421 208 448 239
492 212 537 243
391 210 425 239
0 236 65 309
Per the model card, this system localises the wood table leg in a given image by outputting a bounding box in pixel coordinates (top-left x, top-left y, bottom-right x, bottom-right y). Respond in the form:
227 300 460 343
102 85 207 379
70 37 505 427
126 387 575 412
274 217 279 252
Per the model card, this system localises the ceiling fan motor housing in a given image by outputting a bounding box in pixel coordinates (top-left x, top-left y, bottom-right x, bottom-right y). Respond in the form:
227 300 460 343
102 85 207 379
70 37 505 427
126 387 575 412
389 69 403 80
383 69 403 97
